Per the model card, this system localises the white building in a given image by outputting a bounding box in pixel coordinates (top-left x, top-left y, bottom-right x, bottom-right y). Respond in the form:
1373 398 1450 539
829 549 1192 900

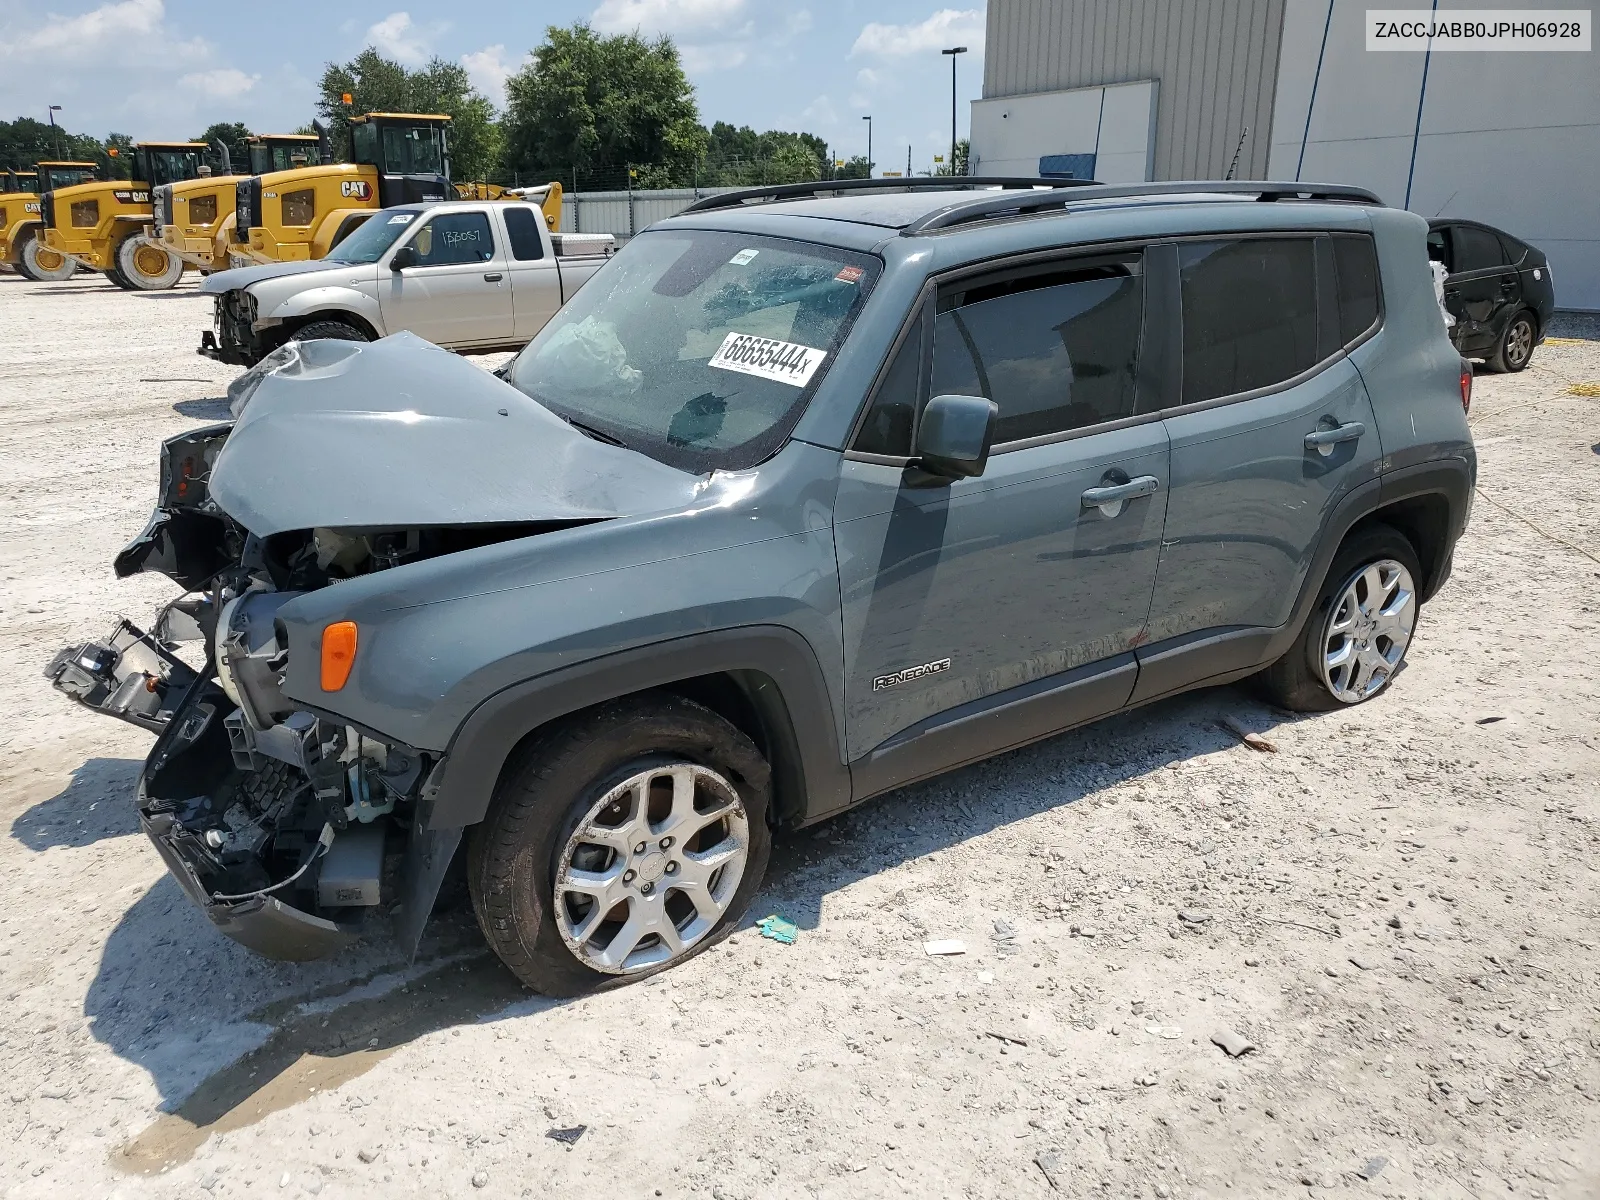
973 0 1598 310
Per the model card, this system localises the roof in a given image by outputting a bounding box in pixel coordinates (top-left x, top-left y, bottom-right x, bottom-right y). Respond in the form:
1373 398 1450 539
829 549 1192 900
668 179 1382 239
37 161 97 168
136 142 209 149
252 134 321 142
351 113 452 122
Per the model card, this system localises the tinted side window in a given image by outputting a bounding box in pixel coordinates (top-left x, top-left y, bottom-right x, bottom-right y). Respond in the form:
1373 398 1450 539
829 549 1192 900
930 264 1143 444
1497 233 1528 265
1332 234 1380 346
1426 227 1451 272
1179 238 1318 404
411 211 494 266
1453 225 1505 273
502 207 546 261
853 312 923 456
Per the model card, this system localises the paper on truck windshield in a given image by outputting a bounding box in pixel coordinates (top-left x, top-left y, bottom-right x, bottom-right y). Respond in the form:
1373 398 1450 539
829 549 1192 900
708 332 827 387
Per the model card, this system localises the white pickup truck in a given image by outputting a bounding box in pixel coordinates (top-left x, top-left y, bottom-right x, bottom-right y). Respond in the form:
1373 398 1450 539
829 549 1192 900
198 200 615 366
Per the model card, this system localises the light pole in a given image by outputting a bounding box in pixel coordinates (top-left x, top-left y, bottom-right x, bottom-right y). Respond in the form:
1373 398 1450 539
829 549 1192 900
47 105 64 159
941 46 967 175
862 114 872 178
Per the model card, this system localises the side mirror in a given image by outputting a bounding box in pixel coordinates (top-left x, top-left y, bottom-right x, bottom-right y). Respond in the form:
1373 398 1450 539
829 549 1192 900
914 393 998 480
389 245 416 271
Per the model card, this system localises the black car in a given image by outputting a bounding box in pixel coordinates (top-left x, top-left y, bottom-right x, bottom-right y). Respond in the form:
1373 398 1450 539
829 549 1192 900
1427 219 1555 372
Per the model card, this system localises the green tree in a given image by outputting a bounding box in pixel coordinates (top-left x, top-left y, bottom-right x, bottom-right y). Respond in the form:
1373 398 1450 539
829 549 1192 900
931 138 970 177
502 23 706 185
317 49 501 181
192 121 253 173
834 155 871 180
700 122 827 184
0 117 128 177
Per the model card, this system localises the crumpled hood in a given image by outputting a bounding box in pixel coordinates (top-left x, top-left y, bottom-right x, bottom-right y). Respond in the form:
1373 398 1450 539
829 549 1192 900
200 258 350 293
208 333 701 535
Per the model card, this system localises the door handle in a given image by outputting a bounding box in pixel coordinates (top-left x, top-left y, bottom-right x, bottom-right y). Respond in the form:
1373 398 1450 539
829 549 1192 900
1304 421 1365 456
1081 475 1160 515
484 272 503 282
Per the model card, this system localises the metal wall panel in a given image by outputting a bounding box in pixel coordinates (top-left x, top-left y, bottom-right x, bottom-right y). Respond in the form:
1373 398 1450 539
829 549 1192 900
983 0 1289 180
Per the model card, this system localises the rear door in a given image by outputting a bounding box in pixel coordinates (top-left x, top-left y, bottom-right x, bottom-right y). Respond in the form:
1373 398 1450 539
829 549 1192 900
1135 234 1383 701
1442 223 1519 354
502 205 562 342
376 206 512 346
834 249 1170 765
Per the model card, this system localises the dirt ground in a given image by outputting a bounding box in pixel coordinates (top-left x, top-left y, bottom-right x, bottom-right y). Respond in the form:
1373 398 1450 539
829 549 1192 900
0 269 1597 1200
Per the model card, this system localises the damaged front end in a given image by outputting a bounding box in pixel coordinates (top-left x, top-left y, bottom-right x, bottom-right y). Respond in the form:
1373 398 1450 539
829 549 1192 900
43 424 456 962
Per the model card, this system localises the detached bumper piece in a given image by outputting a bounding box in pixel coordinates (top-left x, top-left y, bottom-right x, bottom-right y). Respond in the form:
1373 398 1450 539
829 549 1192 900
44 618 197 734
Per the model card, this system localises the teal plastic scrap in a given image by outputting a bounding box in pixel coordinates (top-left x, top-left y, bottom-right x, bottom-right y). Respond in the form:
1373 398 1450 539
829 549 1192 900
756 914 798 944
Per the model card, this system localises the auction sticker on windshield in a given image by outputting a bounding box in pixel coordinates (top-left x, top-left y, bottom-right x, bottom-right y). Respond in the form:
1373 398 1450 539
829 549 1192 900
709 332 827 387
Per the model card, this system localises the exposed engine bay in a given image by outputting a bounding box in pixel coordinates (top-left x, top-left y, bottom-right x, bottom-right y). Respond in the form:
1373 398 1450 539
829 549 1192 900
43 420 560 960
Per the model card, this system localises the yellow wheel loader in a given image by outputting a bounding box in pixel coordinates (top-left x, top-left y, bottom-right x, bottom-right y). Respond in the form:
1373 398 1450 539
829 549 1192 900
232 113 456 264
41 143 205 290
1 162 98 281
155 134 322 272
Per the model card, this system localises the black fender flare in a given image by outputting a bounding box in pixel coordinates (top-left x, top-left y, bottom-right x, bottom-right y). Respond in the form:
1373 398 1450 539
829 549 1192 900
418 624 851 834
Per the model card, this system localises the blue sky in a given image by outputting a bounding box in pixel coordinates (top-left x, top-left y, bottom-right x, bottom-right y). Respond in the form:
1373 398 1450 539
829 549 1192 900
0 0 987 174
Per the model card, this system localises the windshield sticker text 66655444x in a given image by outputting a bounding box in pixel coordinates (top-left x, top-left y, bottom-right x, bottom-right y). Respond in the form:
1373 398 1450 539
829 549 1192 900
708 332 827 388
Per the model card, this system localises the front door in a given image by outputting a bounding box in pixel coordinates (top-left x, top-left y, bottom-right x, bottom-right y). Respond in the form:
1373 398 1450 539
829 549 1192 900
1138 235 1383 699
834 251 1169 765
1438 223 1520 354
377 207 512 346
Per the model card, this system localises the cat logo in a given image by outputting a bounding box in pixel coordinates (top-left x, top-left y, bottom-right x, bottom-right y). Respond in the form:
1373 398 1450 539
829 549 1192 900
340 181 372 201
24 201 40 213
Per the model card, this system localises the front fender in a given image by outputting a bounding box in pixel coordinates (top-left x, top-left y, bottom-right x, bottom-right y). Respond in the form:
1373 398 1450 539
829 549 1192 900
259 284 384 333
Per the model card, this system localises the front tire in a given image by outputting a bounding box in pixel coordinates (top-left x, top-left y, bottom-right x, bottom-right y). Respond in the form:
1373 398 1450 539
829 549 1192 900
288 319 372 347
114 235 183 290
1255 524 1422 712
18 231 77 282
1487 309 1536 373
468 694 772 995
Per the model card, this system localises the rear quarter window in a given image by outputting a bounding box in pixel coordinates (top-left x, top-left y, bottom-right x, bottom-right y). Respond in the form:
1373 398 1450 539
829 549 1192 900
1332 234 1381 346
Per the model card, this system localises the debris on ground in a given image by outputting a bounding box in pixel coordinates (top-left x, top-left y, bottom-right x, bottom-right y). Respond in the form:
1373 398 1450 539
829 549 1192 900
1177 909 1212 927
923 939 966 956
985 1030 1028 1047
1219 716 1278 752
1034 1149 1066 1191
1476 715 1506 724
1210 1027 1257 1058
546 1125 587 1146
991 917 1021 955
755 914 798 944
1356 1155 1388 1180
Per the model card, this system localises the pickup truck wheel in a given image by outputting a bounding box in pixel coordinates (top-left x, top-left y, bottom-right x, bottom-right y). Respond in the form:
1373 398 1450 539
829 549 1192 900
290 320 371 346
1254 524 1422 712
468 695 772 995
1487 310 1536 373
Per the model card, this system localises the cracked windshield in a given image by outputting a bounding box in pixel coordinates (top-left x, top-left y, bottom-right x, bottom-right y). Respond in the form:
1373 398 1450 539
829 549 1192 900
507 230 879 472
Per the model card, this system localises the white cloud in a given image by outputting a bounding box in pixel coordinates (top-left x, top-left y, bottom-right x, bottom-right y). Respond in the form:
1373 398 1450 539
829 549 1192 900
179 68 260 99
13 0 163 52
590 0 748 37
856 67 879 88
365 11 441 66
680 42 748 72
801 95 837 126
460 44 521 106
851 8 985 58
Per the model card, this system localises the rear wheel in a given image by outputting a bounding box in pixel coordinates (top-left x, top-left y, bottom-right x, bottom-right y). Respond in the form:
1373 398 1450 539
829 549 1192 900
1255 524 1422 712
468 694 772 995
105 268 135 290
114 235 183 290
18 231 77 282
1487 309 1536 373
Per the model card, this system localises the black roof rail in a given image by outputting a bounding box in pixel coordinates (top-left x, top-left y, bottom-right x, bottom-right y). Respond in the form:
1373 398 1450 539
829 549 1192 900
900 179 1386 235
677 176 1098 215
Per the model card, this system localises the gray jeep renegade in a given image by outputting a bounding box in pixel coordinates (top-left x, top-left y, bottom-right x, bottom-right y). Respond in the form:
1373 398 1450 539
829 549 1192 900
46 179 1475 994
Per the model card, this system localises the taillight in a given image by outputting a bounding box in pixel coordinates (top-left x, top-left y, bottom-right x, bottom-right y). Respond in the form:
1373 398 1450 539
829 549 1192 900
1460 364 1472 414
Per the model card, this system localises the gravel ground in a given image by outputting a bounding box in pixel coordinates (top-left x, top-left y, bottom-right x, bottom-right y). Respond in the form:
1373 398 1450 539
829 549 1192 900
1 271 1598 1200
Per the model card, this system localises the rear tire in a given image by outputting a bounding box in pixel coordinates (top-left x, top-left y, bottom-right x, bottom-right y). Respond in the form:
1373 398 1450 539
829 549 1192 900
468 694 772 996
18 231 76 282
1254 524 1423 712
288 319 372 346
105 267 136 290
114 235 183 290
1487 309 1536 373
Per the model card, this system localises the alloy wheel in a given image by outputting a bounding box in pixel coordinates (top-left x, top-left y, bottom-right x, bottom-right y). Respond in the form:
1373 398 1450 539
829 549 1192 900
1505 317 1533 368
1320 559 1416 703
553 763 749 974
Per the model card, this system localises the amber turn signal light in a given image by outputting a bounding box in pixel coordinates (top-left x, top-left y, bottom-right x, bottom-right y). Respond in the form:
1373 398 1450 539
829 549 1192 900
320 621 358 691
